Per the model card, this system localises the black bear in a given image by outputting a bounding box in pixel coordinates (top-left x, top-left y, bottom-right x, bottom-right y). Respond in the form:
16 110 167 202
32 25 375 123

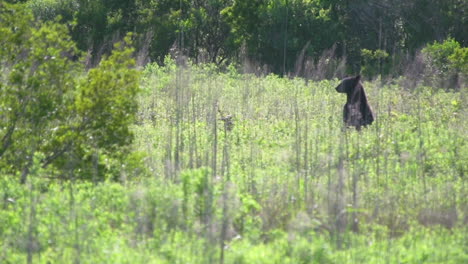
335 75 374 130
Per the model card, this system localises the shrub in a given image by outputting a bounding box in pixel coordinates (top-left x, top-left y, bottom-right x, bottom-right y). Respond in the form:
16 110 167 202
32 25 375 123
361 49 390 79
421 38 466 88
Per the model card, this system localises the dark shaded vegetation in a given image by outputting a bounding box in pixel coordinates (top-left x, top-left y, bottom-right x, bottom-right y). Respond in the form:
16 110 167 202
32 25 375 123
6 0 465 79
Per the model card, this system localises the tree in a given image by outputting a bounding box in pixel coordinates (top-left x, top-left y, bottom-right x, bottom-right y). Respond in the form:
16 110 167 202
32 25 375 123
71 34 141 180
185 0 233 64
39 34 141 181
223 0 334 74
0 3 141 182
0 3 81 183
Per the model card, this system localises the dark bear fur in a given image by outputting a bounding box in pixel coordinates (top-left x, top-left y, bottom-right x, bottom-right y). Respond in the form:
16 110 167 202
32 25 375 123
335 75 374 130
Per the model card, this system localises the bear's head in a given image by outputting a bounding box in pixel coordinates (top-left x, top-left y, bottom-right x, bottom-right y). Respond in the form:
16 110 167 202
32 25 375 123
335 75 361 94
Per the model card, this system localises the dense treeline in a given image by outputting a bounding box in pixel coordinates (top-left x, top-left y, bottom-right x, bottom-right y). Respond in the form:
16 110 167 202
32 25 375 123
15 0 467 77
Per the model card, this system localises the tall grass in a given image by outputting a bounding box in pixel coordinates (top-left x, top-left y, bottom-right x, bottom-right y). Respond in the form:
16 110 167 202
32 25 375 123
0 58 466 263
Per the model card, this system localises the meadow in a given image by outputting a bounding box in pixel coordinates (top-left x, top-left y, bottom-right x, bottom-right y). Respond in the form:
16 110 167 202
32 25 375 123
1 59 466 263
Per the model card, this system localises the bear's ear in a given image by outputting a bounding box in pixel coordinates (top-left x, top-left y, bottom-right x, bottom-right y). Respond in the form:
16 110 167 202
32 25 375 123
355 74 361 81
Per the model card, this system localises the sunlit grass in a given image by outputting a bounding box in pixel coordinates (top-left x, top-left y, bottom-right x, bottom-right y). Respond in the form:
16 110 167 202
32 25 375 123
0 60 466 263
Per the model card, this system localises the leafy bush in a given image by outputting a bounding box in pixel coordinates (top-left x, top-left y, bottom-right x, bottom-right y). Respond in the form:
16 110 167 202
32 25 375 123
448 45 468 76
361 49 390 79
422 38 466 88
27 0 78 21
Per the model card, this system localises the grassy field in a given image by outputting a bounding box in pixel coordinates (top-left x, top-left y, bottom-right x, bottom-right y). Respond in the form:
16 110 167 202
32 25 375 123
1 60 467 263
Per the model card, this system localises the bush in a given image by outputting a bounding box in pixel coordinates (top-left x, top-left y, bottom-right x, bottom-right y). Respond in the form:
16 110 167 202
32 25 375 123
361 49 390 79
422 38 466 88
27 0 78 22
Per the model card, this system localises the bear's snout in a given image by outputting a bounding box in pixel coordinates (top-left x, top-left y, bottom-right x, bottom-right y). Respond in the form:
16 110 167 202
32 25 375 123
335 83 345 93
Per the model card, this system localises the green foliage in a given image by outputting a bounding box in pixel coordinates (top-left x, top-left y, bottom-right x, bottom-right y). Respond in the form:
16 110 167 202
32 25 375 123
449 46 468 75
76 35 140 150
19 0 466 78
17 0 466 77
181 167 213 225
361 49 390 79
422 38 460 72
133 62 465 262
421 38 467 88
26 0 78 22
0 3 80 180
1 2 467 260
223 0 334 73
1 172 466 263
0 3 141 182
1 61 467 262
51 34 142 181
